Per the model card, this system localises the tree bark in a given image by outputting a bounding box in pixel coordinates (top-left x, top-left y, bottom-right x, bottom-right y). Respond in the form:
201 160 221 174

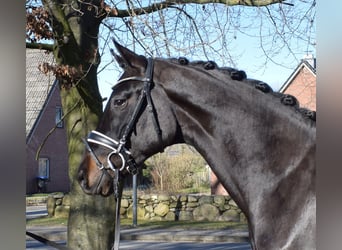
41 0 116 248
60 86 116 249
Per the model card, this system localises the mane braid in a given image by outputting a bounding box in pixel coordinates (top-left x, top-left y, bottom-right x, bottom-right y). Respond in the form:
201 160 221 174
173 57 316 123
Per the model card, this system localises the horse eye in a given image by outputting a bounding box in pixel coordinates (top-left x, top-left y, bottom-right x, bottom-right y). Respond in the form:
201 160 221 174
113 99 127 108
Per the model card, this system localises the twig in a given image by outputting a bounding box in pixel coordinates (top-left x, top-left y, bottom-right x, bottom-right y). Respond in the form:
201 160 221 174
35 98 81 160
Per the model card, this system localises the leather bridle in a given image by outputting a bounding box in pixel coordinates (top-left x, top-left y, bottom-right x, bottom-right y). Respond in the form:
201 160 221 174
82 57 163 250
83 57 162 175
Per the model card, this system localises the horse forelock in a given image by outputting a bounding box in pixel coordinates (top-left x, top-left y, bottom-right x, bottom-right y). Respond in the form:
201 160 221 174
162 57 316 125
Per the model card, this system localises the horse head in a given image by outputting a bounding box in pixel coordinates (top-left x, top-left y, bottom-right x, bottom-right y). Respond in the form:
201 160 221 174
78 40 181 196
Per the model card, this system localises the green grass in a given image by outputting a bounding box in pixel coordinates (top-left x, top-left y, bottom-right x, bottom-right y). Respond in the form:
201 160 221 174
26 193 50 197
121 219 247 230
26 216 68 226
178 186 210 194
27 215 247 231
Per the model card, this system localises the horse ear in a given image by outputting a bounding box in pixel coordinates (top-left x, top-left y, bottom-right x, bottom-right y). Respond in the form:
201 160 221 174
112 38 147 71
110 48 127 69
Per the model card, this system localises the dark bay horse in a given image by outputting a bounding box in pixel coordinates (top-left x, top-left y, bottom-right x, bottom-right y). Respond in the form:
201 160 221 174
78 40 316 250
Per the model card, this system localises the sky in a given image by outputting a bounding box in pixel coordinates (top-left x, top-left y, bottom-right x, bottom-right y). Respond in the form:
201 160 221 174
96 1 316 105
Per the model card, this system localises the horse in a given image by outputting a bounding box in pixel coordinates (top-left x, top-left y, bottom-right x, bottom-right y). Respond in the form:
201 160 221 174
78 40 316 250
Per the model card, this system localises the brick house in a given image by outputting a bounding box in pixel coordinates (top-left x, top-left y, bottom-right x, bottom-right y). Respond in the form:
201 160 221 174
26 49 70 194
211 55 317 195
279 55 316 111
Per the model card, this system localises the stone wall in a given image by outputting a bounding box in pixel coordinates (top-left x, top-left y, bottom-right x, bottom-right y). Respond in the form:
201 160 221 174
47 193 246 222
46 193 70 218
26 196 48 206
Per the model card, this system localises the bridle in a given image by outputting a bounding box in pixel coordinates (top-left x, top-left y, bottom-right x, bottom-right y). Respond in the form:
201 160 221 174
83 57 163 176
82 56 163 250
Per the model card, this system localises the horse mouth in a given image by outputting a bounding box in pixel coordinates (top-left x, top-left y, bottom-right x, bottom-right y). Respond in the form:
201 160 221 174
78 170 113 197
96 184 113 197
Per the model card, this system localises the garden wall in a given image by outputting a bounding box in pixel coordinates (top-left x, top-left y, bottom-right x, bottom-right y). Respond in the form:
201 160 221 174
47 193 246 222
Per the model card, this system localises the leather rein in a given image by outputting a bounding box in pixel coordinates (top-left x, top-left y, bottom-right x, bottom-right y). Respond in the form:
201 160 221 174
82 57 163 250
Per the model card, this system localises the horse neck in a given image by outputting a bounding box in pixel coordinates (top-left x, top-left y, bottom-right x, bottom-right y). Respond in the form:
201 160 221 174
156 59 315 227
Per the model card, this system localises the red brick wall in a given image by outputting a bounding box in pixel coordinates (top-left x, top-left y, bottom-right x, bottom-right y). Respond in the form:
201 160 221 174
26 85 70 194
210 171 229 195
283 66 316 111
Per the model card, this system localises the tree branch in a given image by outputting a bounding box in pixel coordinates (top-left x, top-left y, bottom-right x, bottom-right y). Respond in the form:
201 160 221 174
35 98 82 160
26 42 54 51
106 0 292 18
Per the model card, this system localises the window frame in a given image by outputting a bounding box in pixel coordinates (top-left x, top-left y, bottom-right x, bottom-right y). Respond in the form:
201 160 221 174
38 157 50 180
55 106 63 128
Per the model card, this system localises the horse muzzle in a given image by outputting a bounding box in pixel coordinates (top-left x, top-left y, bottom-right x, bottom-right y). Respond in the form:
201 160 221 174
78 130 139 196
77 152 115 196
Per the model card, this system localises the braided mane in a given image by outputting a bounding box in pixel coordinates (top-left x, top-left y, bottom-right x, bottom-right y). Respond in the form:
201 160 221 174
172 57 316 123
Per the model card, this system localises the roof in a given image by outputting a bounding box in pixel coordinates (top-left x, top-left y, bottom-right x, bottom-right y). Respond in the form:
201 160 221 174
279 58 316 93
26 48 56 139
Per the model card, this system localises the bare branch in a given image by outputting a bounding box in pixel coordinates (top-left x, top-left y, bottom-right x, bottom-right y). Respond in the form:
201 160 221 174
35 98 82 160
26 42 54 51
107 0 292 18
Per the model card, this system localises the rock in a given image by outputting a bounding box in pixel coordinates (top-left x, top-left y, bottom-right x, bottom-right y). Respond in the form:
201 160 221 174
46 196 56 217
188 196 198 202
198 196 213 205
220 209 240 222
158 194 170 201
228 199 238 208
54 205 69 218
179 195 187 202
186 202 198 208
165 212 176 221
178 211 193 221
138 199 147 204
55 198 62 206
170 195 178 202
127 205 145 220
145 205 154 213
62 194 71 206
151 216 163 221
170 202 178 208
154 203 169 217
119 207 126 215
140 194 151 200
213 195 226 206
193 204 219 221
52 192 64 199
121 199 129 208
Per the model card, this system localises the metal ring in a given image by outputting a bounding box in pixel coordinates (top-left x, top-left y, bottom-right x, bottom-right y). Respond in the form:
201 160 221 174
107 151 126 172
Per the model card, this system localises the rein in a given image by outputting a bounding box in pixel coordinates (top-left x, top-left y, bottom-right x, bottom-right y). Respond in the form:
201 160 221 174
82 57 163 250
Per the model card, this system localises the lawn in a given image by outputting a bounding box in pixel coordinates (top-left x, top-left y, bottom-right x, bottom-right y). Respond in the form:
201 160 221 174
27 215 247 231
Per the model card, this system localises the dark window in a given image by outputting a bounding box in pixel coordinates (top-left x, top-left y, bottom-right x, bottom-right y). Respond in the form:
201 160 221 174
38 157 50 179
56 106 63 128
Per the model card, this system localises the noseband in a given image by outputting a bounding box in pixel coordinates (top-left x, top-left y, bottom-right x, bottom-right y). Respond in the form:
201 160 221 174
82 57 162 177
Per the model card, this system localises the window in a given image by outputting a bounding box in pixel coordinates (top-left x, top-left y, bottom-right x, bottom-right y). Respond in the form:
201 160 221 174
38 157 50 179
56 106 63 128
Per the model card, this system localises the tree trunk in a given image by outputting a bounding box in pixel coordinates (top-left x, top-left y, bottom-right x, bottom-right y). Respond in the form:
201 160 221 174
41 0 117 248
160 174 163 191
60 86 116 249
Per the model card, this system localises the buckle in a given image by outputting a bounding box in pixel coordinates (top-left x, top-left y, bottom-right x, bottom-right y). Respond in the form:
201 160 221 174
126 158 138 175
